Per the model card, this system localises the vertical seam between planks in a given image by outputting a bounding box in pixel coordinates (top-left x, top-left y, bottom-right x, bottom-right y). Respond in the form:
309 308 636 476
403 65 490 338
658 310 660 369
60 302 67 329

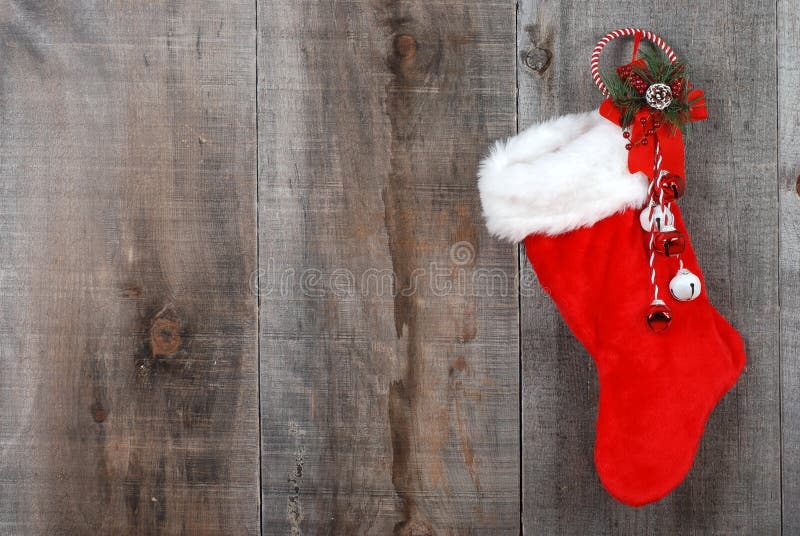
776 0 783 532
255 0 263 534
514 1 522 534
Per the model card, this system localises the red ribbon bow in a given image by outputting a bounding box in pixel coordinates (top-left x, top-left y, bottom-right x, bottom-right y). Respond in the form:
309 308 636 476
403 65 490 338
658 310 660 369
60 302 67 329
600 89 707 179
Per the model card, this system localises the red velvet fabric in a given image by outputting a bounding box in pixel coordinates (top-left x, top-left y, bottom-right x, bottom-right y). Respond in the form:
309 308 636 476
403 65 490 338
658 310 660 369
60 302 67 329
523 204 745 506
599 92 706 179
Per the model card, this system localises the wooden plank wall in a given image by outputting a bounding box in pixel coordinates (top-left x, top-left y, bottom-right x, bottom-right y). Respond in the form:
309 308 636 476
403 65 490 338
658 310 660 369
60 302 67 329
258 0 519 533
779 0 800 533
518 1 782 534
0 1 259 534
0 0 795 534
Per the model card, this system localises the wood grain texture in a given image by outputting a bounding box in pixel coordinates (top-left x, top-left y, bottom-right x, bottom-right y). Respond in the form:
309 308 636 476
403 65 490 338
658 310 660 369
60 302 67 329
0 2 258 534
779 2 800 533
1 1 793 533
517 1 781 533
258 0 518 533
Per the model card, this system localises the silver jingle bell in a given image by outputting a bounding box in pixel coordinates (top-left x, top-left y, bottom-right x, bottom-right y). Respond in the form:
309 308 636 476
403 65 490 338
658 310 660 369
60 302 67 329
639 203 673 232
669 268 702 301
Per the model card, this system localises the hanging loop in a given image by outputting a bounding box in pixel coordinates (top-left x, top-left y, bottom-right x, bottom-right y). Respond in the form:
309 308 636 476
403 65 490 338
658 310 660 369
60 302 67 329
591 28 678 96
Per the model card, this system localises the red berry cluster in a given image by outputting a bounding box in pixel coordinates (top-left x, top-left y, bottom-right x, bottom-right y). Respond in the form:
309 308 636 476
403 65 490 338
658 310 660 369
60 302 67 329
670 78 684 99
670 64 686 99
617 63 649 95
623 111 662 151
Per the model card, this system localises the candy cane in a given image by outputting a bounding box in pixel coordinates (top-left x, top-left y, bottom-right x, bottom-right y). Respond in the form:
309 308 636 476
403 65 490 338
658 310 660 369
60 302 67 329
591 28 678 97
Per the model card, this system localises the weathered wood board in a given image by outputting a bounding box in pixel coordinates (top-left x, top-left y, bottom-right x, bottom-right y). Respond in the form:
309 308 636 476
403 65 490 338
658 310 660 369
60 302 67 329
0 0 796 533
779 1 800 533
258 0 519 533
518 1 781 533
0 2 258 534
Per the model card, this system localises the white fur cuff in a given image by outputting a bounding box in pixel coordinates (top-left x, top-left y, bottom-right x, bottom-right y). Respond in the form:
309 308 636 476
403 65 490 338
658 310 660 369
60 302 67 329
478 110 649 241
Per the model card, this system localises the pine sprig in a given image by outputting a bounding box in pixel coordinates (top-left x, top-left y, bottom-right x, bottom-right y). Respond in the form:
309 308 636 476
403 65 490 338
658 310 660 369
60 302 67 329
638 44 689 84
601 68 643 126
601 43 696 134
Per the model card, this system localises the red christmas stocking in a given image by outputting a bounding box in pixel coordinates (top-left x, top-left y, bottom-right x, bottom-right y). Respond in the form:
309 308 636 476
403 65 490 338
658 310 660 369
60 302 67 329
478 109 745 506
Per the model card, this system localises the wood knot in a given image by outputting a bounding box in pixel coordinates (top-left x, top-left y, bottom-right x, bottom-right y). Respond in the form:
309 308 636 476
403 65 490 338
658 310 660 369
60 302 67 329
795 175 800 198
150 317 180 357
122 286 142 298
90 401 107 423
449 356 467 376
395 520 434 536
394 34 417 60
524 46 552 74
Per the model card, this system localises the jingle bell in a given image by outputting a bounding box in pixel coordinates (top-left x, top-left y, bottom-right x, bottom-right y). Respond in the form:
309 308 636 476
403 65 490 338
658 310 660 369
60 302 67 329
646 299 672 332
655 226 686 256
639 204 673 232
669 268 701 301
658 174 686 202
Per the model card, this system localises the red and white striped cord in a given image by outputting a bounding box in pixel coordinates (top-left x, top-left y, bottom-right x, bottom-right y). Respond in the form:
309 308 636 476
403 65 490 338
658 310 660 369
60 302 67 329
591 28 678 97
647 140 663 301
654 141 685 272
647 139 684 300
593 29 683 299
664 197 685 272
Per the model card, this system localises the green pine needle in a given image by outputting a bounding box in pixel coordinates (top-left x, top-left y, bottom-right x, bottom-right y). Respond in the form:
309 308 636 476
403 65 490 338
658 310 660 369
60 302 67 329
600 42 696 133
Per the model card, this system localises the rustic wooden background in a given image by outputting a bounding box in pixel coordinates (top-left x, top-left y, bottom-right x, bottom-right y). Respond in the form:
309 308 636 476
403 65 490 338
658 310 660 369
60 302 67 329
0 0 794 534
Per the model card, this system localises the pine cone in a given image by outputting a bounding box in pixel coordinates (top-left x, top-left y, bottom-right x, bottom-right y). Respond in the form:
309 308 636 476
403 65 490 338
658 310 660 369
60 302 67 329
645 83 673 110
